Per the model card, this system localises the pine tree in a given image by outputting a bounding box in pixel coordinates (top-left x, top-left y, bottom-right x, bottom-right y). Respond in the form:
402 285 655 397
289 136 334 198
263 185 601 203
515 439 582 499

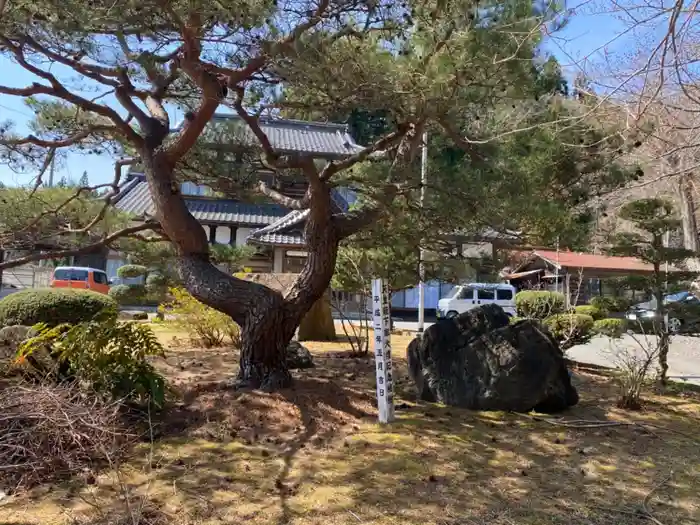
0 0 639 389
610 198 697 384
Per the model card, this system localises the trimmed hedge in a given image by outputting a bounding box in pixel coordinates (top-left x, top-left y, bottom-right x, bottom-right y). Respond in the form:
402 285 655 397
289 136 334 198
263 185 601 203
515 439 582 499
146 272 167 288
515 291 566 320
590 296 631 313
543 313 594 349
109 284 141 305
0 288 117 327
116 264 148 279
593 318 627 338
574 304 607 320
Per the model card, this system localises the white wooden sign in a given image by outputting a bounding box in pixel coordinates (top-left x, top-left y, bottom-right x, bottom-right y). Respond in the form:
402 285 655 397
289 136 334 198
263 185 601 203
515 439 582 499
372 278 394 424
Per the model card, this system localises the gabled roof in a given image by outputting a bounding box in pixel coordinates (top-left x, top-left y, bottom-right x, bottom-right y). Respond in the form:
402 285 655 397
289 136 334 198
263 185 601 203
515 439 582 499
113 175 289 226
515 249 656 273
247 210 308 247
187 113 364 159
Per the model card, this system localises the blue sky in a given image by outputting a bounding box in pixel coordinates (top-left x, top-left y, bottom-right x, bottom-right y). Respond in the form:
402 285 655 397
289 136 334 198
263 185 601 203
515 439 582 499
0 9 625 187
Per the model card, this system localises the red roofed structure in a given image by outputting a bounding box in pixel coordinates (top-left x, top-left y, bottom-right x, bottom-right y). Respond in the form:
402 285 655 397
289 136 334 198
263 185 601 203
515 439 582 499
504 249 666 306
527 250 655 273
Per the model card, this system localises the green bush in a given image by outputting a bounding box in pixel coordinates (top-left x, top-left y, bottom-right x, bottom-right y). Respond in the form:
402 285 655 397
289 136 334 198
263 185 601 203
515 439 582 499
509 316 524 324
145 273 168 301
19 315 166 406
146 272 168 288
593 318 627 338
590 296 631 313
131 312 149 321
108 284 144 305
543 313 594 349
117 264 148 279
515 291 566 320
574 304 607 320
165 287 240 347
0 289 117 327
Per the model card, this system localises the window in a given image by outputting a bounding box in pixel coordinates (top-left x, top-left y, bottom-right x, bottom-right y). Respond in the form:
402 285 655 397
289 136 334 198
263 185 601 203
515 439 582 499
93 271 109 284
477 288 495 300
496 289 513 301
457 288 474 300
54 269 88 281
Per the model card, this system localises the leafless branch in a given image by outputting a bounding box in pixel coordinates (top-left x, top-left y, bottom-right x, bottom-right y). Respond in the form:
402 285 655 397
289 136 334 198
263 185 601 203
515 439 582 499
0 36 143 146
0 221 160 271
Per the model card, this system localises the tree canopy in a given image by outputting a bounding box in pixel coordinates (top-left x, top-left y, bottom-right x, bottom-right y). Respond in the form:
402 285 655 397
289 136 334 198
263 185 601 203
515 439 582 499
0 0 643 387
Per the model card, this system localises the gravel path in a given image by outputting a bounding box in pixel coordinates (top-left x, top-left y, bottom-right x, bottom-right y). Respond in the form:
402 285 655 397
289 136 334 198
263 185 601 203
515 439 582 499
567 334 700 385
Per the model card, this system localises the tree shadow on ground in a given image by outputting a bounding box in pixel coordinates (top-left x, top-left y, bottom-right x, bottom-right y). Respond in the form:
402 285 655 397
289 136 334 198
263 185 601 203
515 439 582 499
4 344 700 525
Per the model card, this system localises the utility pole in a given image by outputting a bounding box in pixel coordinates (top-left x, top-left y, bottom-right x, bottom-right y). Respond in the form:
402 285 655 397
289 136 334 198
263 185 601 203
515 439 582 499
418 131 428 339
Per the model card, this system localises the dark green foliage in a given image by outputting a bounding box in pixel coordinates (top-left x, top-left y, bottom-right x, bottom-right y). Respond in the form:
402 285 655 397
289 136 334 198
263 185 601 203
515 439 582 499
145 272 168 299
593 318 627 338
20 316 166 407
146 272 168 288
574 304 607 320
210 244 253 273
515 291 566 319
116 264 148 279
0 289 117 327
131 311 149 321
609 198 698 383
590 295 631 314
108 284 142 305
543 313 594 349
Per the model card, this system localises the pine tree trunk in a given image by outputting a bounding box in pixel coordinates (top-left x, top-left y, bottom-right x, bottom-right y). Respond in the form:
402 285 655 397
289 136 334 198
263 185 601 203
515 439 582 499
658 330 670 386
237 302 299 390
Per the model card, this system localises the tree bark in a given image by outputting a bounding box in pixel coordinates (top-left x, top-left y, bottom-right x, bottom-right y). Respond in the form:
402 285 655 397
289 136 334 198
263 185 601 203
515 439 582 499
143 149 344 390
238 301 299 390
677 174 698 252
652 258 669 385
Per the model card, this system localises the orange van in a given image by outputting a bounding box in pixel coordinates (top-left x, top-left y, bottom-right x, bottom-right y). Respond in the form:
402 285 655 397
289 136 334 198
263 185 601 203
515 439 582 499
50 266 111 295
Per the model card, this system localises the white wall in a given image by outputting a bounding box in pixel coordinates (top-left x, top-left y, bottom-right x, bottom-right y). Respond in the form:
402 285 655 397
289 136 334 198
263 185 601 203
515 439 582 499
236 227 253 246
273 247 284 273
215 225 231 244
201 225 210 240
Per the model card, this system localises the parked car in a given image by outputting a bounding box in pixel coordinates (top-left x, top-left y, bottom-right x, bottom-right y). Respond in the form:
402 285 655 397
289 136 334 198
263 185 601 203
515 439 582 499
437 283 517 319
625 291 700 333
50 266 111 295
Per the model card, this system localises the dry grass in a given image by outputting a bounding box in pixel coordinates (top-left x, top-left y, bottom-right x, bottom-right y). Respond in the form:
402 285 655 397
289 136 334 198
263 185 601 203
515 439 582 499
1 323 700 525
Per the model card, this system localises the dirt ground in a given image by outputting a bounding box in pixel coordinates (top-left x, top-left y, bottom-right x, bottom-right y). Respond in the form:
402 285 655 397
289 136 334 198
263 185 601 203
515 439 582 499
1 324 700 525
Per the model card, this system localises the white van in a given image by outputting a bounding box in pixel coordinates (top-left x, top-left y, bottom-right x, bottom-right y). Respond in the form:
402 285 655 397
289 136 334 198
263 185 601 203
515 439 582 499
436 283 517 319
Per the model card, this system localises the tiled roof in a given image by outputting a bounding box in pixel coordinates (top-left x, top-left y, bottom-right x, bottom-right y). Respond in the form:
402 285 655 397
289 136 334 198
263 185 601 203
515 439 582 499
192 114 364 159
251 232 306 246
247 210 308 246
523 249 656 272
113 177 289 226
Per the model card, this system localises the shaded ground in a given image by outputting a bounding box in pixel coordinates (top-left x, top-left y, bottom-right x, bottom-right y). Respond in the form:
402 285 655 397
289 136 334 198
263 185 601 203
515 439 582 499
1 325 700 524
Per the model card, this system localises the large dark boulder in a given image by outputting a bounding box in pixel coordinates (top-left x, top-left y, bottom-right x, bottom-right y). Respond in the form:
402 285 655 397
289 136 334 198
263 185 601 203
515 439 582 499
407 304 578 413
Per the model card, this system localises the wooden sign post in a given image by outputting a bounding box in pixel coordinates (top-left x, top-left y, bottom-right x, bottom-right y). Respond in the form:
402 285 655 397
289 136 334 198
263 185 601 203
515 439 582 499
372 278 394 424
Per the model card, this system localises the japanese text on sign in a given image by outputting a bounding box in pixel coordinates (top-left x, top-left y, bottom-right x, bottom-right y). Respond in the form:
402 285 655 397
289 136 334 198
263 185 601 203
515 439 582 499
372 278 394 423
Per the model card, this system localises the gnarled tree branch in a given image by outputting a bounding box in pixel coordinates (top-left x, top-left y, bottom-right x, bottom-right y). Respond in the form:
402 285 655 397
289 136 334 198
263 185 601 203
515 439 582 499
0 221 160 271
